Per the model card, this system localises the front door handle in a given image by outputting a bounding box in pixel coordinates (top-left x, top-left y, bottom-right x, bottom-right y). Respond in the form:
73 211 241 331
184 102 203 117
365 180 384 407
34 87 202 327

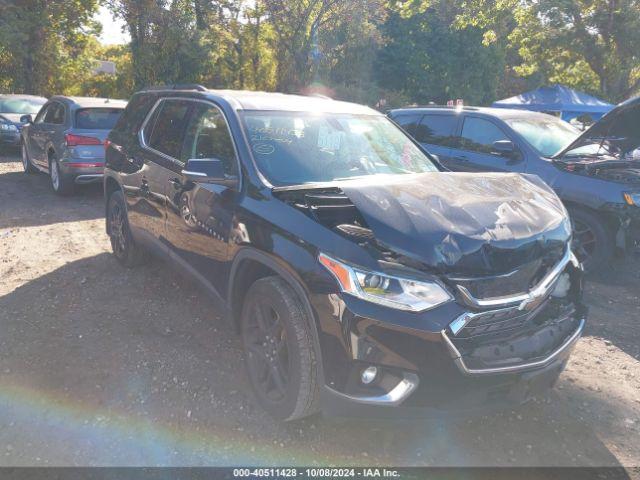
168 178 182 189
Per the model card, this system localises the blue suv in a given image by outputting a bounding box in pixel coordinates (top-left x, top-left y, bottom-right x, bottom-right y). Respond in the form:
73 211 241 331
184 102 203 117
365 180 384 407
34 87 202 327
389 99 640 271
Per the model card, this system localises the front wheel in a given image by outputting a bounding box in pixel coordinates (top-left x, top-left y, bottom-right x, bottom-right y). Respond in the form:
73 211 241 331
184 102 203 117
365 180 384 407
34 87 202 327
241 276 319 421
569 206 614 272
22 142 36 174
107 190 148 267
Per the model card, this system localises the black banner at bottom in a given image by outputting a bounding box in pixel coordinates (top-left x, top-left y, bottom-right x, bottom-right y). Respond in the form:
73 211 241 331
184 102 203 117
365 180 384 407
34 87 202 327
0 467 636 480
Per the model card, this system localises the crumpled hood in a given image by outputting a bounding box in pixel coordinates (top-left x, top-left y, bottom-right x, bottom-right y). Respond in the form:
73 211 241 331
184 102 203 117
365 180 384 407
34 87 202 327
339 172 571 275
554 95 640 159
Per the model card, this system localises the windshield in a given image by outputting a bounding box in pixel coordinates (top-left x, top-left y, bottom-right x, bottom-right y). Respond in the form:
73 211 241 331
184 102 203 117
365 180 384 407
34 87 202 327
75 108 124 130
0 98 46 114
241 112 438 186
505 116 583 157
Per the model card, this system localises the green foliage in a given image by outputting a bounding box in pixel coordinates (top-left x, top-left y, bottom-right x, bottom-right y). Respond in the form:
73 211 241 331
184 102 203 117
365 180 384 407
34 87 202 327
0 0 100 95
1 0 638 107
376 1 506 105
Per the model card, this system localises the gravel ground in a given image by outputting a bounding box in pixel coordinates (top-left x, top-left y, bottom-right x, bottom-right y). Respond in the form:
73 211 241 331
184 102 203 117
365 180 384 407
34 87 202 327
0 152 639 469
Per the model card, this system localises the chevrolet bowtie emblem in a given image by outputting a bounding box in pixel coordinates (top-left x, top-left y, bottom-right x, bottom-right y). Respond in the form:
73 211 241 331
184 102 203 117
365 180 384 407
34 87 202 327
518 291 548 311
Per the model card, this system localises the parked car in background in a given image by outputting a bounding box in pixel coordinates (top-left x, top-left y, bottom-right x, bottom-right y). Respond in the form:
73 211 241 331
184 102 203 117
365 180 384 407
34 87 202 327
0 94 47 151
21 96 127 195
389 99 640 271
104 85 585 421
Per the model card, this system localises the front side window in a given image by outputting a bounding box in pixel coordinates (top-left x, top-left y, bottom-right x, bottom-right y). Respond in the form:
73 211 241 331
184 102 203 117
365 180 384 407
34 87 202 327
34 104 51 124
393 114 422 137
416 114 458 146
44 103 64 125
181 103 238 175
459 117 510 155
146 100 191 159
241 112 438 186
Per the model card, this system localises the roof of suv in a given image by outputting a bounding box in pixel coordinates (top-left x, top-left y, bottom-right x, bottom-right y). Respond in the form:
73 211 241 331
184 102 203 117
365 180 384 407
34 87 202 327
143 87 380 115
389 106 555 121
51 96 128 108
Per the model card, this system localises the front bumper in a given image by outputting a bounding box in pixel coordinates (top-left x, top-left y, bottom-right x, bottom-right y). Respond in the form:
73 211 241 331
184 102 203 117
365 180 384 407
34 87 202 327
310 254 586 417
0 130 21 146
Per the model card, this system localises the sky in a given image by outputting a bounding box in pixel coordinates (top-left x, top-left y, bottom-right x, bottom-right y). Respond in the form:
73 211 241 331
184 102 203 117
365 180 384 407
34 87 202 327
95 6 129 45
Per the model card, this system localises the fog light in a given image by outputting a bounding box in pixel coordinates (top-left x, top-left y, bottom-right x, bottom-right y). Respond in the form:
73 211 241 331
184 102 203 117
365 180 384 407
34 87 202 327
361 366 378 385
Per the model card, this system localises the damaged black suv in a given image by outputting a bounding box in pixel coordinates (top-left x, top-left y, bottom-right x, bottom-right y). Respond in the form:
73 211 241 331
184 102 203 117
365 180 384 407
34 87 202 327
105 86 587 421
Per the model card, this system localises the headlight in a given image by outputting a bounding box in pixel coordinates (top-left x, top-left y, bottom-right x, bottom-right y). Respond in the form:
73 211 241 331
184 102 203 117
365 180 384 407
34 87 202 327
0 123 18 132
319 253 452 312
623 192 640 207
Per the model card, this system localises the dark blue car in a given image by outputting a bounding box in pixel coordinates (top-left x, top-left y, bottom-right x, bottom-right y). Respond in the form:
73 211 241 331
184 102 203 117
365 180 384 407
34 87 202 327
389 99 640 270
0 94 47 150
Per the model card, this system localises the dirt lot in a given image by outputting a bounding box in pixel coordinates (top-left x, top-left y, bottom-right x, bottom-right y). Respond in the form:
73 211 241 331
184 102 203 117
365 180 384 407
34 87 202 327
1 152 639 469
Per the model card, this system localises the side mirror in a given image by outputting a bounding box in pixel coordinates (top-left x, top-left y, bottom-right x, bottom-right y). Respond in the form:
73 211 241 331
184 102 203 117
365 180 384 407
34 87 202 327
182 158 238 188
20 114 33 124
492 140 514 155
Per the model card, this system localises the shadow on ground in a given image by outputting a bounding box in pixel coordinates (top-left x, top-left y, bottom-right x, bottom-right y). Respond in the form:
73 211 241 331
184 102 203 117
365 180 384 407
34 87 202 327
0 154 103 229
0 253 629 468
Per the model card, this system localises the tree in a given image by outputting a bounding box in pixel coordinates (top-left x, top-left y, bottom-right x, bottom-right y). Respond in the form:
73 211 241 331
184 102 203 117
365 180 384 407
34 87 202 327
376 0 507 105
511 0 640 102
262 0 348 91
0 0 100 95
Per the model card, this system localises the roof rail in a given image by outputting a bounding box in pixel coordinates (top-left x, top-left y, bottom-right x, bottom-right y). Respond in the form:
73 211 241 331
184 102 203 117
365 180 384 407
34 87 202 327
396 105 480 111
144 84 208 92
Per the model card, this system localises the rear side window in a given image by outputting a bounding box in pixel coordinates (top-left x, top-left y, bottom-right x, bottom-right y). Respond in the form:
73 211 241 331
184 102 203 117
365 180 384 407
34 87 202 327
393 114 422 137
75 108 123 130
416 114 458 146
146 100 191 159
460 117 510 154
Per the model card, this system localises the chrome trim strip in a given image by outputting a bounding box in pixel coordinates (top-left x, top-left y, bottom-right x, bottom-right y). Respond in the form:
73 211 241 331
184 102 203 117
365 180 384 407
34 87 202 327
456 247 573 309
74 174 103 184
442 318 585 375
325 373 419 406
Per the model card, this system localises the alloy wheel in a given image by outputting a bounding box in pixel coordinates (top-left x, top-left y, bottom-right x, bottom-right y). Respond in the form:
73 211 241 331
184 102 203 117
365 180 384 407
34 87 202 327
109 203 127 257
243 301 290 403
50 160 60 191
572 218 597 264
21 145 28 170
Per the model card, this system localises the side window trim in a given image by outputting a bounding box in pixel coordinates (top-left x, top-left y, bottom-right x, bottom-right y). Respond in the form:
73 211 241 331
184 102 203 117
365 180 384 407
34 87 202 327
138 97 242 183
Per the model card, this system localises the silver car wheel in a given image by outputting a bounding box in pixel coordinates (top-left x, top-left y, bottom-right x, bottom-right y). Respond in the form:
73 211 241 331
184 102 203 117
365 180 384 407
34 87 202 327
21 144 28 170
51 160 60 191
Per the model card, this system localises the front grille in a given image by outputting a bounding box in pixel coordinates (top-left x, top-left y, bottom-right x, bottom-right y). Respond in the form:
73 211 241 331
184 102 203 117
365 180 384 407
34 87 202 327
449 247 565 300
451 299 576 346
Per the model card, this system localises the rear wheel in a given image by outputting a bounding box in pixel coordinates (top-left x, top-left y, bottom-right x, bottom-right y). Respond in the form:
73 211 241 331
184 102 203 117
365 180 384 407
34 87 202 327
107 190 148 267
241 276 319 421
569 206 614 272
49 153 73 195
22 143 36 174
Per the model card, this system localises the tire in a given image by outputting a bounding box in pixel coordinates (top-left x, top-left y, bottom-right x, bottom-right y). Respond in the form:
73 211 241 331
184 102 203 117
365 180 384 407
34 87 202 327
241 276 319 421
49 153 74 195
21 142 36 174
107 190 149 268
568 206 614 272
